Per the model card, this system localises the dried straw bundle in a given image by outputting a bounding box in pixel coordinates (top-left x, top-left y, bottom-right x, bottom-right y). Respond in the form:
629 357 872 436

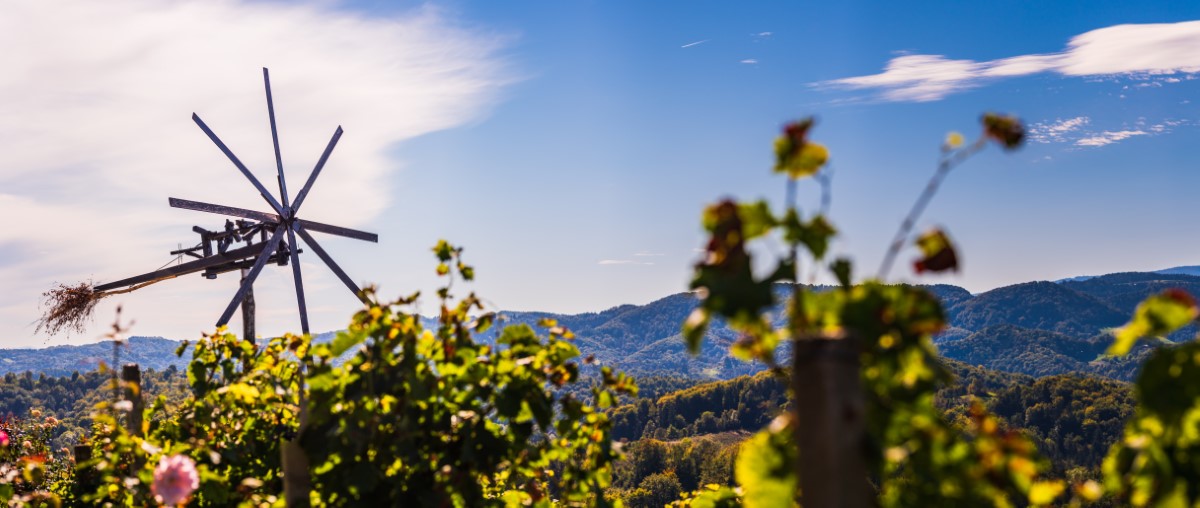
37 273 176 336
36 282 107 336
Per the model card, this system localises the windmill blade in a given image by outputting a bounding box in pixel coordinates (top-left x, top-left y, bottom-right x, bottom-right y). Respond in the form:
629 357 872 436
290 126 343 213
169 197 279 223
170 197 375 243
216 224 287 328
296 218 378 243
285 225 310 334
263 68 291 209
293 222 369 304
192 113 287 217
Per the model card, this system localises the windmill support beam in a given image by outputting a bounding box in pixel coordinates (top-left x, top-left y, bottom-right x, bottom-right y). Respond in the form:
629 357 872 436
94 242 270 292
240 268 255 341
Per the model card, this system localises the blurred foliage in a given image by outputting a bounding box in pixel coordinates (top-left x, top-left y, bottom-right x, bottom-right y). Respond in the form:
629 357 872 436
0 410 70 506
679 114 1076 507
63 242 635 507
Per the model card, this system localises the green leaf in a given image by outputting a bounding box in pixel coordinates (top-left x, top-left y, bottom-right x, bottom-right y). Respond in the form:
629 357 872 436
736 425 797 508
682 308 710 354
433 239 454 262
330 329 369 358
830 258 852 288
784 214 836 260
738 201 777 240
772 118 828 179
1109 289 1198 356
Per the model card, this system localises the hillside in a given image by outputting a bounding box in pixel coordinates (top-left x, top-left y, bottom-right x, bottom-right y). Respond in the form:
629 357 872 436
937 324 1105 377
0 336 186 376
5 271 1200 383
946 281 1127 337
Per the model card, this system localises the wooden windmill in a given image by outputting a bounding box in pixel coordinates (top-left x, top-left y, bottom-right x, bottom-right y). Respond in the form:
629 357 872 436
90 68 376 337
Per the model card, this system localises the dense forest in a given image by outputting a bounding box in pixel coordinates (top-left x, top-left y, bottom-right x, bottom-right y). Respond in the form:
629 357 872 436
0 367 187 451
600 360 1136 505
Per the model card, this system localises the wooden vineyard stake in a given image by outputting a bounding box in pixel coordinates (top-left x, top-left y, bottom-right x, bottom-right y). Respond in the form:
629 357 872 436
792 334 870 508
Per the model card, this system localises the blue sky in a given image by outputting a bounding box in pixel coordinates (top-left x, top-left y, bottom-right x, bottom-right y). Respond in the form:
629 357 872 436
1 0 1198 346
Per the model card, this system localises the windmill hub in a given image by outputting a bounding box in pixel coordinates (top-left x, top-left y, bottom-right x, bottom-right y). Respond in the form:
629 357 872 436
94 68 377 335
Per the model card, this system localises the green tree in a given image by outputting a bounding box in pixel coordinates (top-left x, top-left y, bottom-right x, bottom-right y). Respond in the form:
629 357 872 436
626 471 683 508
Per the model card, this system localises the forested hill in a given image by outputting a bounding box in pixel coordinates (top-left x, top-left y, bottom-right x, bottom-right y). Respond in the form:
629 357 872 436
4 270 1200 381
605 359 1134 497
0 336 185 377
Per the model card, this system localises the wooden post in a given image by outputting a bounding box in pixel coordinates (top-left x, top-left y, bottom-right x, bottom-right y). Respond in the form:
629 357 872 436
791 335 869 508
241 268 256 341
283 402 313 507
73 444 95 497
121 364 143 437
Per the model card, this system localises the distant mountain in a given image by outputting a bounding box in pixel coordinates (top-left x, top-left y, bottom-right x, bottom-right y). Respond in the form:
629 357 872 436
946 281 1127 338
1156 265 1200 277
0 337 185 377
1055 265 1200 283
936 272 1200 380
937 324 1105 378
5 271 1200 382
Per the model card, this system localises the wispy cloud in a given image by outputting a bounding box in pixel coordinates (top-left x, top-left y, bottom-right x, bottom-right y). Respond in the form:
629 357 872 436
633 251 665 257
740 59 759 65
0 0 512 345
1029 117 1090 143
681 39 709 49
821 21 1200 101
598 259 654 266
1075 130 1148 147
1028 117 1188 147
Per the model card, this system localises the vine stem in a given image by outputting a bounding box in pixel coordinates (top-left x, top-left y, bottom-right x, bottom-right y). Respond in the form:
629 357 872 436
877 137 986 280
816 164 834 218
786 177 799 283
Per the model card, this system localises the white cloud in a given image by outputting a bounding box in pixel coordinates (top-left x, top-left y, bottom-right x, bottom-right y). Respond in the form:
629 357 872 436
740 59 758 65
0 0 512 345
1027 116 1188 148
1028 116 1090 143
821 20 1200 101
633 251 665 257
681 40 709 48
1075 130 1149 147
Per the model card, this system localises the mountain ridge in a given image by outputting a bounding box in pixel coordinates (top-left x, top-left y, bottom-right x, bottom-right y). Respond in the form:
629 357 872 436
5 270 1200 381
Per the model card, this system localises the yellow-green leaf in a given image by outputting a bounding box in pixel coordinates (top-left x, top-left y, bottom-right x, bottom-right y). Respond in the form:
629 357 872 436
1109 289 1199 356
1028 480 1064 506
774 141 829 179
736 427 797 508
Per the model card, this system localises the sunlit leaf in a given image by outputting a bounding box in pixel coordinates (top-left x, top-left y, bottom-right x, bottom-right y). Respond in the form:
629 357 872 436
1109 289 1198 356
738 200 777 240
683 308 711 354
773 118 828 179
1028 480 1064 506
736 426 797 508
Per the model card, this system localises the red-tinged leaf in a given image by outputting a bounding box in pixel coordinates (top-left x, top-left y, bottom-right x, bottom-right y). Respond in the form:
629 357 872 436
982 113 1024 150
912 228 959 274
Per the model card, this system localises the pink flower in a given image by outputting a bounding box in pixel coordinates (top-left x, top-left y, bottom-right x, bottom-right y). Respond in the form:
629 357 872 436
0 430 8 447
152 454 199 506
